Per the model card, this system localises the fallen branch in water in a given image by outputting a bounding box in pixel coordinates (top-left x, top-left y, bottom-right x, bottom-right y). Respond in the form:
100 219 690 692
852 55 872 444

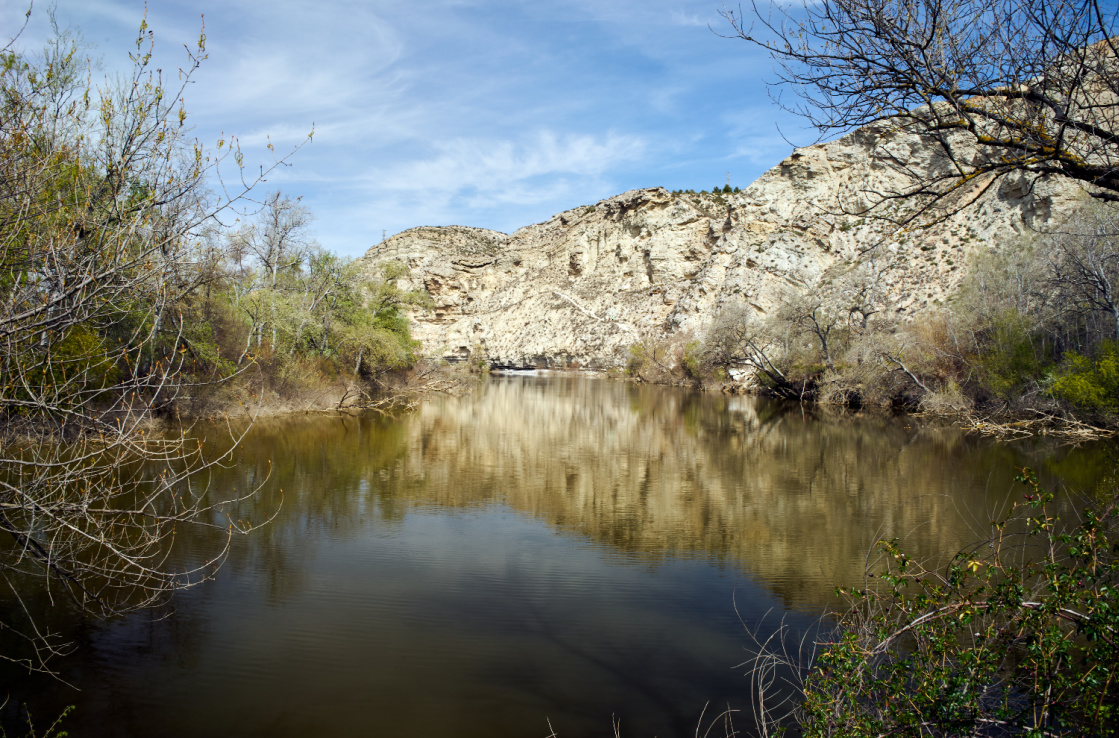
334 375 475 416
963 411 1116 441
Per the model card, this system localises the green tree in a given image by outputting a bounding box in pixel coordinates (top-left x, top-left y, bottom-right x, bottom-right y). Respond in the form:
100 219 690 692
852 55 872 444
1050 340 1119 414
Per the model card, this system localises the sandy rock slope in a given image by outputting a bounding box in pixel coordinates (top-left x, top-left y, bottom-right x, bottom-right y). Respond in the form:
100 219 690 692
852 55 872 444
361 123 1085 369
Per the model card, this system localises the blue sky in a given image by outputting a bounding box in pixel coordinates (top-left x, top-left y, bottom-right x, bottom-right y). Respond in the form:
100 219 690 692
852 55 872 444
4 0 810 257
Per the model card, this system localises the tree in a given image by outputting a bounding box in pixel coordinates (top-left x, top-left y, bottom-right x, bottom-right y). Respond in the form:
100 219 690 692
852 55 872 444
225 192 315 359
702 261 893 400
1049 206 1119 342
340 261 431 375
778 286 843 373
0 17 306 671
723 0 1119 224
703 304 807 398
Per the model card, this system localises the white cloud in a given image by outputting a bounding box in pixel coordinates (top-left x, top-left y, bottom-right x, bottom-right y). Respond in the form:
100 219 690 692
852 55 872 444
378 131 646 201
670 10 709 27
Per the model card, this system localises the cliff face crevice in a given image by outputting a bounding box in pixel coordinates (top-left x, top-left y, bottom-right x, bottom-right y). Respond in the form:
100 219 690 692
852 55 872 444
361 123 1088 369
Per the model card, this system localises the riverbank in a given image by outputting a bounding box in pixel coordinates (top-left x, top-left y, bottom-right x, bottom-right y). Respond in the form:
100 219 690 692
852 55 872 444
164 350 1119 447
173 359 481 422
603 353 1119 440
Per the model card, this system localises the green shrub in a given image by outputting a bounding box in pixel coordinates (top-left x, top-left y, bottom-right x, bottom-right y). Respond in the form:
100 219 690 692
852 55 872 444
1050 340 1119 413
974 315 1049 400
626 343 647 377
788 470 1119 736
682 339 703 379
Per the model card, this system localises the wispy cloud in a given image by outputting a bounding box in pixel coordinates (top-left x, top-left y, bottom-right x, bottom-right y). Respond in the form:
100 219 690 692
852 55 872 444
379 131 646 197
20 0 802 256
670 10 710 27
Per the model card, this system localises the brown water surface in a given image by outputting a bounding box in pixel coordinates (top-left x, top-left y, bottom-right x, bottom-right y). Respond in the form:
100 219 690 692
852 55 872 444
4 374 1112 737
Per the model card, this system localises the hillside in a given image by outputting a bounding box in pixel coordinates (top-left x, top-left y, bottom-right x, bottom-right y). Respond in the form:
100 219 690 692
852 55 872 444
361 121 1087 370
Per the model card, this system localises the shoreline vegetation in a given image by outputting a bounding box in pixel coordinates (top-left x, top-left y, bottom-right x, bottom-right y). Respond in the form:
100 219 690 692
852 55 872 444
612 205 1119 441
0 16 462 678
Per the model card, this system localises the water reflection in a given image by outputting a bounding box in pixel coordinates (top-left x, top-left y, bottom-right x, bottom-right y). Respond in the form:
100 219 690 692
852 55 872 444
4 375 1109 738
371 375 1088 609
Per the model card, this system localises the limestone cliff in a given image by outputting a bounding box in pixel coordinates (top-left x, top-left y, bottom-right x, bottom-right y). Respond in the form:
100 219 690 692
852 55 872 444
361 121 1087 369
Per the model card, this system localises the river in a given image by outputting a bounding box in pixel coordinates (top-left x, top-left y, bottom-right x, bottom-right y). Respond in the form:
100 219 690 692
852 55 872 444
4 374 1112 737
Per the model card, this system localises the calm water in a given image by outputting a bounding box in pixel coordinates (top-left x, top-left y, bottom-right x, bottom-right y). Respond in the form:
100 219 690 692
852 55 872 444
4 375 1113 737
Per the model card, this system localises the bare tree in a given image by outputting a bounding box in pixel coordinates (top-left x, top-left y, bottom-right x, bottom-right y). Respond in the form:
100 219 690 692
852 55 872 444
704 304 806 398
1049 206 1119 341
236 192 314 351
0 19 305 671
723 0 1119 223
246 192 314 291
778 287 842 372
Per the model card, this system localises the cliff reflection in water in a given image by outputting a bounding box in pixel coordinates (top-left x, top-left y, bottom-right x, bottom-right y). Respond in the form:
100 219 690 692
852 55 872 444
11 374 1111 738
223 374 1087 611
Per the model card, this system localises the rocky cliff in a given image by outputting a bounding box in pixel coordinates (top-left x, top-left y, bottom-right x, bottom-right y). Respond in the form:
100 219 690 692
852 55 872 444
361 121 1088 369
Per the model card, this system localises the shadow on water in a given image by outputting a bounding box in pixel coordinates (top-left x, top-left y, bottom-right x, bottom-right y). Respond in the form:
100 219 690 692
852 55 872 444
3 374 1115 737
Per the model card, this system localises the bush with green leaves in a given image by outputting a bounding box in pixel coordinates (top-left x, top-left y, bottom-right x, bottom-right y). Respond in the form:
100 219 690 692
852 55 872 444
768 470 1119 736
1050 341 1119 415
972 313 1052 403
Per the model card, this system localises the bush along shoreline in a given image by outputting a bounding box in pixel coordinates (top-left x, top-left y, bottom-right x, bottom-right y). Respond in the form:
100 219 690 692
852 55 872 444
168 199 436 420
740 469 1119 736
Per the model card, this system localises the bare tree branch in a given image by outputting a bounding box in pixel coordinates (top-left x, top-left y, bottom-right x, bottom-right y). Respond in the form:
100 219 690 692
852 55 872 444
722 0 1119 224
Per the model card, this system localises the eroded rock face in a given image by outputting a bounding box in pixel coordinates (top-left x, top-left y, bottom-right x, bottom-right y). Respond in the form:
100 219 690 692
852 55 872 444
361 123 1087 369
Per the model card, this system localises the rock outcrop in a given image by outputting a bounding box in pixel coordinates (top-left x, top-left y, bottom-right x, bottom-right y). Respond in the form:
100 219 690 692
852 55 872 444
361 122 1088 369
